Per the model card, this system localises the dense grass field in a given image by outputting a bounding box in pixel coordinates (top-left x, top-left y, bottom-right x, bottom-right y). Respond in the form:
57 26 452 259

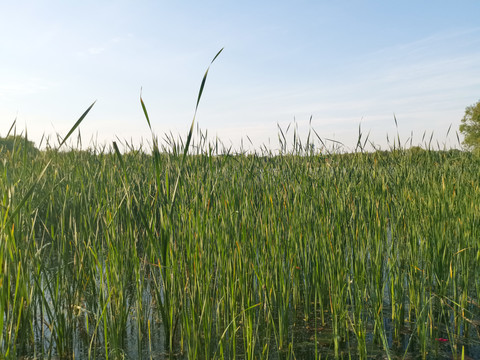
1 134 480 359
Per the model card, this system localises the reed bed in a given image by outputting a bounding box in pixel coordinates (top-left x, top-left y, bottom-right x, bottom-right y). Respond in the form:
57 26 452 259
1 130 480 359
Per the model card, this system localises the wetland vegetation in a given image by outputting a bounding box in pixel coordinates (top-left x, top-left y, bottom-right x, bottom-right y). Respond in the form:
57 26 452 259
1 129 480 359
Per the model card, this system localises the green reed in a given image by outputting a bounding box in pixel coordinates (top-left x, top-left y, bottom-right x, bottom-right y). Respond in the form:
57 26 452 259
3 136 480 359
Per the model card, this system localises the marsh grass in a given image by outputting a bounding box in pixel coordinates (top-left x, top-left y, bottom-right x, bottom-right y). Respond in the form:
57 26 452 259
2 52 480 359
2 131 480 360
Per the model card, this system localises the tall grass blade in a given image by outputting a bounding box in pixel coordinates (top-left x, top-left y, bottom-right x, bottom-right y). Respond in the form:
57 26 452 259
6 119 17 137
5 160 51 229
140 88 152 131
58 101 96 148
170 48 223 215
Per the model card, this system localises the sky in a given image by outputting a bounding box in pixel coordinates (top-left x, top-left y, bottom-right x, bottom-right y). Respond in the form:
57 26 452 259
1 1 480 152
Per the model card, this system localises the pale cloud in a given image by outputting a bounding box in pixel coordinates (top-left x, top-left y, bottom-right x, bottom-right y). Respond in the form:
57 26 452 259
111 33 134 43
0 78 54 99
87 47 105 55
79 33 134 56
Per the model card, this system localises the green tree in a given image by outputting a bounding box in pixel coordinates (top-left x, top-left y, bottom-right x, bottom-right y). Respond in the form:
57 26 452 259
0 135 38 154
459 99 480 152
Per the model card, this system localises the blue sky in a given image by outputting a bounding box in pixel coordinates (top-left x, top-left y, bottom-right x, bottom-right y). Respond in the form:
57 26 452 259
1 1 480 152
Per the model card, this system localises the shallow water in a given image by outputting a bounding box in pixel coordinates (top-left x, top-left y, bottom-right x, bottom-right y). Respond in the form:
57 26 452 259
19 290 480 359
